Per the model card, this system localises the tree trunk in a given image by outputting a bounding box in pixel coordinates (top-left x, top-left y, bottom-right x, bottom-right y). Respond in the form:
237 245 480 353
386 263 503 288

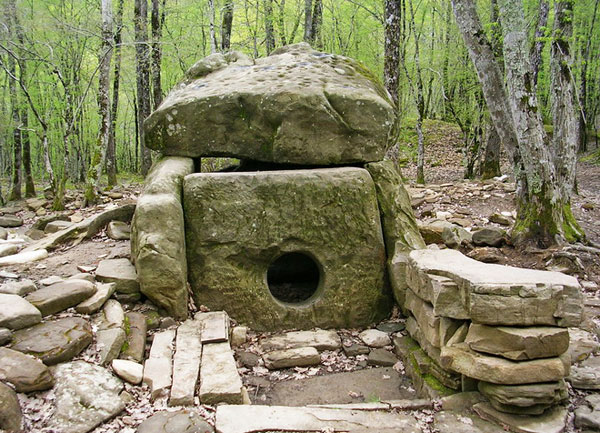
277 0 287 46
221 0 234 51
208 0 217 53
480 124 501 179
134 0 152 175
21 107 34 197
578 0 599 152
86 0 113 206
383 0 401 108
265 0 275 54
530 0 549 88
303 0 313 43
151 0 164 109
107 0 124 188
311 0 322 49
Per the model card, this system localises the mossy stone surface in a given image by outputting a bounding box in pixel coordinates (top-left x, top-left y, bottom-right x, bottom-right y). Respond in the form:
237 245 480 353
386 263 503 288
183 167 391 330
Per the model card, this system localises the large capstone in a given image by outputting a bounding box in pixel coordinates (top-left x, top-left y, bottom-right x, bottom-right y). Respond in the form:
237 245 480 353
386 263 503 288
184 167 391 330
144 43 395 165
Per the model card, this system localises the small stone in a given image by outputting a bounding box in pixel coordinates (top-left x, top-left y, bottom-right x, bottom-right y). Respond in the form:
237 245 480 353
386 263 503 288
0 293 42 330
97 327 127 365
263 347 321 370
0 381 22 431
96 258 139 294
112 359 143 384
419 220 454 244
0 278 37 296
343 344 370 357
260 329 342 352
367 349 397 366
75 282 116 314
568 356 600 389
376 322 405 334
231 326 248 347
120 312 147 362
44 220 74 233
26 279 96 316
0 227 7 240
0 347 54 392
568 328 600 363
440 391 486 411
0 249 48 265
70 213 84 223
39 275 64 286
68 272 95 282
77 265 97 273
359 329 391 348
26 228 46 240
99 299 125 330
467 247 504 263
0 244 18 257
433 411 505 433
472 227 506 247
0 215 23 227
160 316 177 328
137 410 213 433
197 311 229 343
238 351 260 368
474 402 567 433
0 327 11 345
106 221 131 240
489 213 513 226
0 270 18 279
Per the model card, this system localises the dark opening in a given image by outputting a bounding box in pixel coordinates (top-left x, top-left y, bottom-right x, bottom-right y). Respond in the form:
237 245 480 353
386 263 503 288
267 252 320 303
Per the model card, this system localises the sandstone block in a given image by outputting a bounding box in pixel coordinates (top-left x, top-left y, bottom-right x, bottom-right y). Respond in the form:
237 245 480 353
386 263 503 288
199 342 243 404
143 329 175 400
263 347 321 369
359 329 391 347
260 329 341 352
95 258 139 294
111 359 143 384
169 319 203 406
75 282 116 314
0 293 41 330
0 347 54 392
25 279 96 316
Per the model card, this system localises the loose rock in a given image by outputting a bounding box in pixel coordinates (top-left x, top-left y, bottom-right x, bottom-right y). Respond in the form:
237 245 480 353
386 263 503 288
0 293 42 330
0 381 22 432
25 279 96 316
95 258 139 294
359 329 391 347
111 359 143 385
106 221 131 240
0 347 54 392
263 347 321 370
137 410 213 433
0 278 37 296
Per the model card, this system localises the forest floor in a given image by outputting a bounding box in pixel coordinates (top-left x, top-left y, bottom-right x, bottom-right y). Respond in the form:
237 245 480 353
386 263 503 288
1 121 600 432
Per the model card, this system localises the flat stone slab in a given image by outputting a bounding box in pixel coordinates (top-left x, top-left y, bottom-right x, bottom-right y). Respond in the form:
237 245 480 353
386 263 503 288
120 311 147 362
111 359 143 385
48 361 125 433
96 327 126 365
473 402 567 433
145 43 394 165
199 342 243 405
408 249 583 327
10 317 92 365
465 324 569 361
169 319 203 406
0 215 23 227
263 347 321 370
260 329 342 352
143 329 175 399
75 282 116 314
568 327 600 363
106 221 130 240
0 293 41 330
0 381 22 432
196 311 229 343
567 356 600 389
0 244 18 257
360 329 392 347
478 380 567 414
0 278 37 296
98 299 125 330
0 347 54 392
214 405 422 433
95 258 139 294
434 411 506 433
44 220 74 233
440 343 569 385
368 348 398 366
25 279 96 316
0 249 48 265
137 410 213 433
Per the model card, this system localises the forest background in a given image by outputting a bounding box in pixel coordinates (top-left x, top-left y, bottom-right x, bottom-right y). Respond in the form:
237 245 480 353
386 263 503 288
0 0 599 212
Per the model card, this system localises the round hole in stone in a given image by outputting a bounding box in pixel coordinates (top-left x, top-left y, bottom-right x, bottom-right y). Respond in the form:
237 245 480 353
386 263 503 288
267 252 321 304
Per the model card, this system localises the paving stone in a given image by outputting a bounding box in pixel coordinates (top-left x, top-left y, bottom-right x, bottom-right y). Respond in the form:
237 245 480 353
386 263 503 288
25 279 96 316
367 348 397 366
170 319 203 406
137 410 213 433
97 327 126 365
0 278 37 295
75 282 116 314
143 329 175 400
106 221 131 240
44 220 74 233
0 215 23 227
214 405 421 433
230 326 247 347
95 258 139 294
359 329 391 347
0 347 54 392
343 343 370 356
0 244 18 257
441 343 569 385
568 356 600 389
200 342 243 404
196 311 229 343
111 359 143 385
121 312 147 362
48 361 125 433
434 411 506 433
259 329 342 352
465 324 569 361
263 347 321 370
473 402 567 433
98 299 125 330
0 381 22 432
0 293 41 330
575 394 600 431
11 317 92 365
0 327 11 345
569 328 600 363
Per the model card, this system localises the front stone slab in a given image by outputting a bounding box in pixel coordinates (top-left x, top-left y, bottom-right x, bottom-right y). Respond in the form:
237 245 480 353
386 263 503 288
184 167 390 330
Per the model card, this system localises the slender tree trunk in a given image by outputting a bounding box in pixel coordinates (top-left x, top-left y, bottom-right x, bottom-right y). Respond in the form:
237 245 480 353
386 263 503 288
530 0 549 88
208 0 217 54
134 0 152 175
107 0 124 188
480 125 501 179
151 0 164 109
221 0 234 51
277 0 287 46
384 0 401 108
303 0 313 43
86 0 113 205
264 0 275 54
311 0 322 49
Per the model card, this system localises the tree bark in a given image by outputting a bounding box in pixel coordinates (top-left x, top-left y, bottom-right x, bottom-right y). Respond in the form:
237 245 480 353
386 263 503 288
265 0 275 54
303 0 313 43
530 0 549 88
277 0 287 46
384 0 401 108
311 0 322 49
221 0 234 51
134 0 152 175
208 0 217 53
151 0 164 109
107 0 124 188
480 125 501 179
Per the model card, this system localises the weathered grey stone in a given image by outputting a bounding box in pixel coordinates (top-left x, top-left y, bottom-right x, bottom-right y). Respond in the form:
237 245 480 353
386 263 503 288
25 279 96 316
441 226 472 249
568 356 600 389
0 215 23 227
418 220 454 244
569 328 600 363
0 249 48 265
472 227 506 247
98 299 124 330
143 329 175 399
121 312 147 362
0 347 54 392
31 213 69 230
95 258 139 294
263 347 321 369
478 381 567 415
96 327 126 365
75 282 116 314
137 410 213 433
185 167 390 330
376 322 405 334
196 311 229 343
404 289 441 347
260 330 342 352
11 317 92 365
440 343 570 385
0 227 7 240
131 157 193 320
406 271 469 320
359 329 391 347
465 324 569 361
367 348 397 366
433 411 506 433
106 221 131 240
39 275 64 285
170 319 203 406
199 342 243 404
0 244 18 257
111 359 143 385
49 361 125 433
575 394 600 431
343 344 370 356
237 351 260 368
0 381 22 432
473 402 567 433
44 220 74 233
0 327 11 345
441 392 487 411
408 249 583 327
214 404 421 433
231 326 247 347
0 293 41 330
145 44 394 165
0 278 36 296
